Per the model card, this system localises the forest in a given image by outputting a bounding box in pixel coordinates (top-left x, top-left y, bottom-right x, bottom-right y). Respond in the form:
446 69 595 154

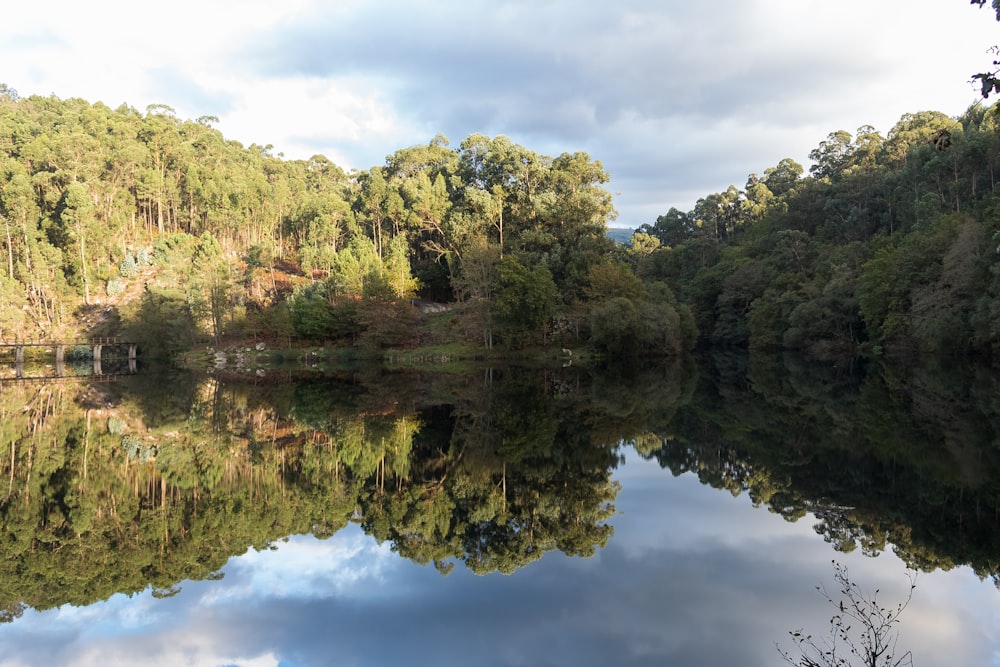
0 87 695 361
4 80 1000 361
635 104 1000 359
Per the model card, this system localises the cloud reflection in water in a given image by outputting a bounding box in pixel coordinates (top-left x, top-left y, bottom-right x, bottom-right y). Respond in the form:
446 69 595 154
0 456 996 667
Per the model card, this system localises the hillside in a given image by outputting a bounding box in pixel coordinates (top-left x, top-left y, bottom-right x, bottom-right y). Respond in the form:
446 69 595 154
632 106 1000 358
0 91 698 360
5 87 1000 362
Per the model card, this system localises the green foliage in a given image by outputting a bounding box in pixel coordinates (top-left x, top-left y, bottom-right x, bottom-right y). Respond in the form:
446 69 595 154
121 288 196 359
193 231 222 267
289 283 336 340
588 296 642 356
858 215 966 347
637 207 694 248
329 235 382 297
153 232 199 266
586 282 694 357
491 257 558 348
105 277 124 297
0 90 648 351
118 254 139 278
121 434 156 462
639 102 1000 358
583 261 645 302
382 234 420 299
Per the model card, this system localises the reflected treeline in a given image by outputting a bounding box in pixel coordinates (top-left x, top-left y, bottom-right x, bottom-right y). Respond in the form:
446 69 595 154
639 352 1000 586
4 352 1000 621
0 360 694 619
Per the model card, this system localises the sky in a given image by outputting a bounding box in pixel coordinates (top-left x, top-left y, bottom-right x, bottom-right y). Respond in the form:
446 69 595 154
0 456 996 667
2 1 1000 228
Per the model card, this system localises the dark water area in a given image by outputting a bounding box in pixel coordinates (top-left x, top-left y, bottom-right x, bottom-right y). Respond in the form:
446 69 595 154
0 353 997 666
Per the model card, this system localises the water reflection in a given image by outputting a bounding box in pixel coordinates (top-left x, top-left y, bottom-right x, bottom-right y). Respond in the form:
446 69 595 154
1 460 995 667
0 353 997 666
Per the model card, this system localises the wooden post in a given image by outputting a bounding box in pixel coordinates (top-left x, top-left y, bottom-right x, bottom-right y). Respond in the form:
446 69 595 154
15 345 23 379
92 344 103 375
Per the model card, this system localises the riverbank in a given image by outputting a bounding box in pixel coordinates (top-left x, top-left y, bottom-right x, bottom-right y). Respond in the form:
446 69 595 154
176 339 589 376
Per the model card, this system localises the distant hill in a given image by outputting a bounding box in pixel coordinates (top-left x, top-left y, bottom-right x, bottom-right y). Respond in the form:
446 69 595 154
606 227 634 245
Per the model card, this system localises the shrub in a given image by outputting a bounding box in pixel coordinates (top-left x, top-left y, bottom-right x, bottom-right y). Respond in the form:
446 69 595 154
121 434 156 462
119 254 140 278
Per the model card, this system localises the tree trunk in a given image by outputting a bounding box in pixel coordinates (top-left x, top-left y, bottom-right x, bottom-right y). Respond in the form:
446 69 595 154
80 233 90 305
3 218 12 279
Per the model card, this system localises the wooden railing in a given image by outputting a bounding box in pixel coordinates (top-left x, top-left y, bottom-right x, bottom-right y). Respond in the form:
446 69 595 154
0 340 138 379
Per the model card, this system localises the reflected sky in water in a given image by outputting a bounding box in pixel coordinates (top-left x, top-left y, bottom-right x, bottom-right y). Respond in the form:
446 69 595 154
0 454 997 667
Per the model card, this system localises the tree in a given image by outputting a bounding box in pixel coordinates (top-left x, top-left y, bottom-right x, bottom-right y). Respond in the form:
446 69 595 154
810 131 856 179
627 231 660 257
59 182 97 304
764 158 804 197
382 233 420 299
883 111 959 167
779 561 915 667
583 261 646 303
450 237 500 348
743 174 776 223
289 282 335 340
637 207 694 247
329 234 382 297
297 194 352 274
0 159 35 281
491 257 557 348
588 296 642 356
971 0 1000 97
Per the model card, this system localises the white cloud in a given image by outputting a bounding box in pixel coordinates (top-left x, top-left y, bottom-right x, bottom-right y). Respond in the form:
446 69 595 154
206 529 396 603
208 75 410 166
3 0 998 226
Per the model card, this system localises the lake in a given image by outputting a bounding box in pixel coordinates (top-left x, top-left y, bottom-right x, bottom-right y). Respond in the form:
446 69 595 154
0 352 997 666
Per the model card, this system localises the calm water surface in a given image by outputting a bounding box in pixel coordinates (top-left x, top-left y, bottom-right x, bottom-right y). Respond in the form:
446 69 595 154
0 354 997 666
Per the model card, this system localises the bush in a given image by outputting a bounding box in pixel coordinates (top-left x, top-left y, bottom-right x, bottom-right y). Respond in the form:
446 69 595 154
589 297 641 356
289 284 335 340
358 300 419 350
121 434 156 462
119 254 140 278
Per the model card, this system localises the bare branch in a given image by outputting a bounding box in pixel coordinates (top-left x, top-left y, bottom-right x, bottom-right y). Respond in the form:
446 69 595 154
778 561 916 667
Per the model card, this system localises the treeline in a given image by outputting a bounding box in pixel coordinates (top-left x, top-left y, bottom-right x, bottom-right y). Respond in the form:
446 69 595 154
634 105 1000 357
0 363 693 617
0 87 695 358
638 351 1000 584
